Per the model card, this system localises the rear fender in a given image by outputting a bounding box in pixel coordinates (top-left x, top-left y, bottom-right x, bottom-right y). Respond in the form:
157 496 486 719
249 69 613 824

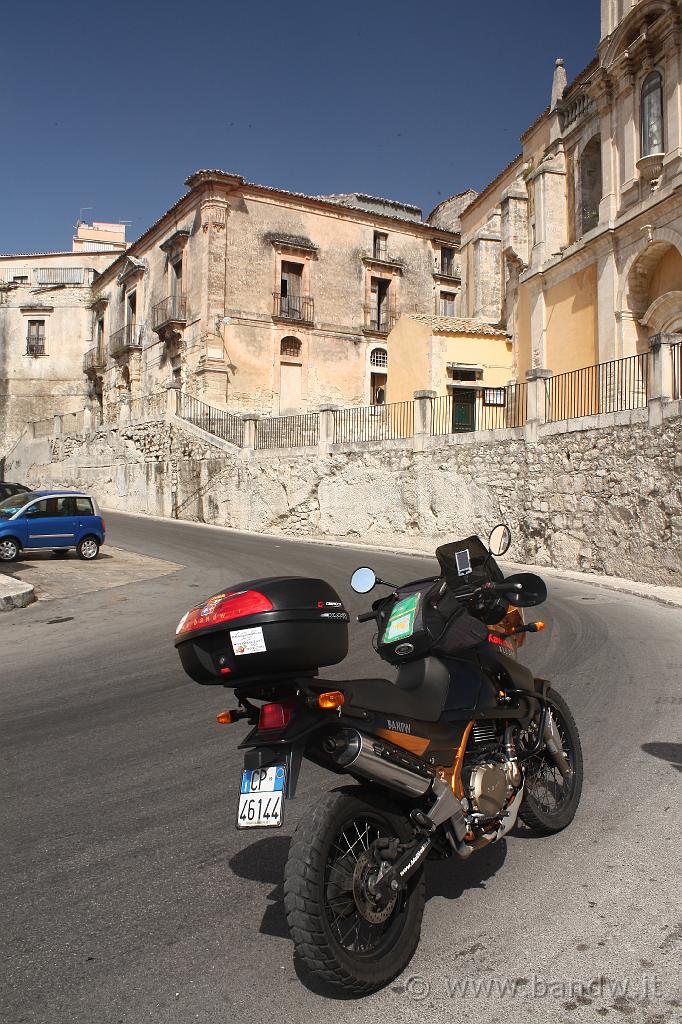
239 705 333 798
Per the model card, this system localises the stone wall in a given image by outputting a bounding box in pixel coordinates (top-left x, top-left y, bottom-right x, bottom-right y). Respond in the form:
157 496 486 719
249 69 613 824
6 407 682 586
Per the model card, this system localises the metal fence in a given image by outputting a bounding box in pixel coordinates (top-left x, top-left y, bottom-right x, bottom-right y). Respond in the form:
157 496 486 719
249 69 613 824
272 292 314 323
110 323 143 356
152 294 187 328
431 383 527 435
255 413 320 449
545 353 649 422
332 401 414 443
177 393 245 447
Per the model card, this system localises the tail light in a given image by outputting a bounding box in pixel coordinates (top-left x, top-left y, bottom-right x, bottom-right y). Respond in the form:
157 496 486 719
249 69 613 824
176 589 273 636
258 699 297 731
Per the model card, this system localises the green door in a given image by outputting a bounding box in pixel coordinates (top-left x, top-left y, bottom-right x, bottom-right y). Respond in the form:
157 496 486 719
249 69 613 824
452 389 476 432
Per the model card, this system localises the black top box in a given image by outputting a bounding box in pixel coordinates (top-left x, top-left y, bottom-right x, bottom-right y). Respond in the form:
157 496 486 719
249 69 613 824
175 576 349 684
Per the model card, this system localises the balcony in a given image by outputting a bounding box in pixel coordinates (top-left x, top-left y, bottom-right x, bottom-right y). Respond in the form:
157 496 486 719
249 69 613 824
272 292 314 324
363 307 398 335
152 294 188 340
83 346 105 375
110 323 143 357
434 262 461 281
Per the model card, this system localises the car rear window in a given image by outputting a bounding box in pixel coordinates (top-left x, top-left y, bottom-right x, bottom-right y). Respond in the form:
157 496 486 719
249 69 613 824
75 497 94 515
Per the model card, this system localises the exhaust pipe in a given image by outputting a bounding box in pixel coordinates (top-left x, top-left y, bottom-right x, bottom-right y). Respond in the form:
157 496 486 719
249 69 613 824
324 730 432 797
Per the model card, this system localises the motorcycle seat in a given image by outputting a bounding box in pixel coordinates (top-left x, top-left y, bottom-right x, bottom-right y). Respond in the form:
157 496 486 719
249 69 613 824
336 656 452 723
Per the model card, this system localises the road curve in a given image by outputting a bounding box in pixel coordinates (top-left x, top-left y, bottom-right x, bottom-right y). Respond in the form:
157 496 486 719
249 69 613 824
1 512 680 1024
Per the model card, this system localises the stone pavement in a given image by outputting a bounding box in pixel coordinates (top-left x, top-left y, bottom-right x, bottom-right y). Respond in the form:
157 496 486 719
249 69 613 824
0 545 180 604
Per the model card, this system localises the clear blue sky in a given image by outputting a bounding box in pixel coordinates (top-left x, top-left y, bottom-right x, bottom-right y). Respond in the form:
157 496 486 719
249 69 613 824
1 0 599 254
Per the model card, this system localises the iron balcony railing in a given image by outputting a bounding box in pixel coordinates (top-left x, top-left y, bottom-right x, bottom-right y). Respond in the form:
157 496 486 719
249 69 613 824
109 323 143 357
153 294 187 329
176 392 245 447
26 338 46 357
545 353 649 422
431 383 528 435
83 346 105 373
438 261 460 279
364 307 398 334
255 413 320 449
332 401 414 443
272 292 314 323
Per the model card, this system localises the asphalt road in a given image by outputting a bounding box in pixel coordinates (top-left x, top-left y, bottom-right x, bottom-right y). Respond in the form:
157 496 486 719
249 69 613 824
2 513 681 1024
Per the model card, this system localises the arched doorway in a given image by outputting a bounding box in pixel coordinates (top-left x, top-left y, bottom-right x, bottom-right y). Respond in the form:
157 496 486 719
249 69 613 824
369 347 387 405
279 336 303 414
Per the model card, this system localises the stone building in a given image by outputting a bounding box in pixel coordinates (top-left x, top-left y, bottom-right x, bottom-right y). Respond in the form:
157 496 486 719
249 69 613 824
438 0 682 386
0 222 127 455
86 170 462 423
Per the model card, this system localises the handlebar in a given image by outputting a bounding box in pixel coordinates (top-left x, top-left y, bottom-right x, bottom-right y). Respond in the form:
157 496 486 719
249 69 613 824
357 610 376 623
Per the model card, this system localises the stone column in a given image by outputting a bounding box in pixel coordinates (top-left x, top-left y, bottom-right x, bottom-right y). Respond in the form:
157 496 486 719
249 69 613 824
413 390 435 452
118 398 131 427
242 414 260 450
524 367 552 442
318 404 338 451
52 414 62 438
648 333 677 427
597 244 619 361
82 408 93 434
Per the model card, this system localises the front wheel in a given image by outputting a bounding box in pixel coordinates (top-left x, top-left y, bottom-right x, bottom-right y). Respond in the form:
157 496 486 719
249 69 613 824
77 536 100 561
0 537 20 562
284 787 425 994
519 686 583 834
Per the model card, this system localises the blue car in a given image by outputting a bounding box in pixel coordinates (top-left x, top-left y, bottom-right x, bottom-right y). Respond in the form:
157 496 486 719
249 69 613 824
0 490 105 563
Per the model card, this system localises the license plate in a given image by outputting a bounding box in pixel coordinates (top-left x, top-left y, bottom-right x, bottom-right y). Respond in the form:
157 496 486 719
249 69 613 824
237 765 286 829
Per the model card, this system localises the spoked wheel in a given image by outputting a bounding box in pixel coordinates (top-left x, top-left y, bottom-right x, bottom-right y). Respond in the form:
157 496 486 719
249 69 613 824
284 787 425 994
519 686 583 834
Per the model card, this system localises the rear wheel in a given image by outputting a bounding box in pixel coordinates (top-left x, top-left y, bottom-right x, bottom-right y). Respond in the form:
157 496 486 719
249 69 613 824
76 536 99 560
0 537 19 562
284 787 425 994
519 687 583 834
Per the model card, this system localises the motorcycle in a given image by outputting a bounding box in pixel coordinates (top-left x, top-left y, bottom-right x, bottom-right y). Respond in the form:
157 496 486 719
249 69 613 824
175 525 583 994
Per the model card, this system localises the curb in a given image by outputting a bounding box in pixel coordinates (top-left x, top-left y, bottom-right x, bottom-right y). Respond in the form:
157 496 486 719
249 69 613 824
103 507 682 612
0 575 36 612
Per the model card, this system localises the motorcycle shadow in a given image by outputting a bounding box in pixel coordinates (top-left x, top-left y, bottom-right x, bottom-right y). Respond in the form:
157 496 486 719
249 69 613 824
229 834 507 999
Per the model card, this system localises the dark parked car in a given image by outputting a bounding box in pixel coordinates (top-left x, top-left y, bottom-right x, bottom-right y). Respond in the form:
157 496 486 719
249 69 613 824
0 482 29 501
0 490 105 562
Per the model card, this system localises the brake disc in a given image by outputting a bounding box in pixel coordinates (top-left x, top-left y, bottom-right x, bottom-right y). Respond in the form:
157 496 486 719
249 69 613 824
352 848 398 924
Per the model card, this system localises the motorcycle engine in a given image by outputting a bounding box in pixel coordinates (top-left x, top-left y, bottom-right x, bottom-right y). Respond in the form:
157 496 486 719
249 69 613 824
468 761 518 816
465 722 522 816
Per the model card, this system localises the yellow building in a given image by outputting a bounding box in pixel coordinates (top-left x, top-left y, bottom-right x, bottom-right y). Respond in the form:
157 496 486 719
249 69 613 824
388 314 516 431
437 0 682 394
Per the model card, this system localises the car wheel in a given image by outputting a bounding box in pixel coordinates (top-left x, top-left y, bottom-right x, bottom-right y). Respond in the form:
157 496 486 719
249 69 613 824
77 536 100 561
0 537 20 562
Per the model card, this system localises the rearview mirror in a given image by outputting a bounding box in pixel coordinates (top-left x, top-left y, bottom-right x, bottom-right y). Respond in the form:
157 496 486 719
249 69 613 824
500 572 547 607
488 524 512 557
350 567 377 594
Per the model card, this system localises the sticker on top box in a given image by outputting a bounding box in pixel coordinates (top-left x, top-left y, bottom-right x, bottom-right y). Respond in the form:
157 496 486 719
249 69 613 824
230 626 267 656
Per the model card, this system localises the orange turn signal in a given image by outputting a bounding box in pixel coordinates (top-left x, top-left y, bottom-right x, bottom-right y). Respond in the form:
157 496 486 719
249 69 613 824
216 710 237 725
533 621 546 632
318 691 345 710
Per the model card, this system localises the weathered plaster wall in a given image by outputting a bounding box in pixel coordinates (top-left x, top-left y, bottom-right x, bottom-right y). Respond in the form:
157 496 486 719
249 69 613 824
6 411 682 586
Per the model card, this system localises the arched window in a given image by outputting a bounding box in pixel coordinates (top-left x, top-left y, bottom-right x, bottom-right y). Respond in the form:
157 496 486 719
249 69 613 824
280 336 301 358
641 71 664 157
370 347 388 368
580 135 602 236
